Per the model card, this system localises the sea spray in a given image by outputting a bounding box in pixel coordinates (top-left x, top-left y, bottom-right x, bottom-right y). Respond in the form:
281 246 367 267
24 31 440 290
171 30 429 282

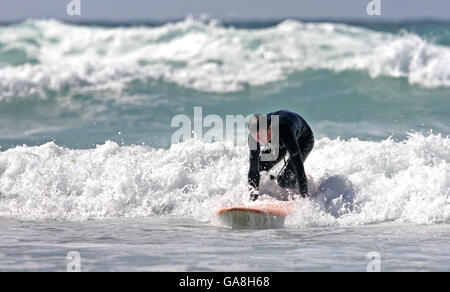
1 18 450 100
0 133 448 225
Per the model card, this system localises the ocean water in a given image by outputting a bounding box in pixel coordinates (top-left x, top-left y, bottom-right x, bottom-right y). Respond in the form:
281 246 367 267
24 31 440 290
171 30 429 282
0 18 449 271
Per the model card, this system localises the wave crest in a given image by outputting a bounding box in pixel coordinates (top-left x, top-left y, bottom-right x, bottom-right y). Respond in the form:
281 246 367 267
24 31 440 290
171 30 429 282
0 133 448 225
0 18 449 100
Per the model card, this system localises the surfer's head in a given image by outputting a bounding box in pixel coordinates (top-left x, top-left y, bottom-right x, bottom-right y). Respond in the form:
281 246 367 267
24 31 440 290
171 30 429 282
249 114 272 145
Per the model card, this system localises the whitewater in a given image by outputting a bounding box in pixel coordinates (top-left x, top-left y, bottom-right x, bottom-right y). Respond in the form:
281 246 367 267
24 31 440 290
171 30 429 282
0 133 448 225
1 18 450 100
1 134 449 271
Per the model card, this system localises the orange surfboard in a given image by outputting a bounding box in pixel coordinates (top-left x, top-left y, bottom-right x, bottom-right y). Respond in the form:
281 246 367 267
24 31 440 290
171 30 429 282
216 200 296 229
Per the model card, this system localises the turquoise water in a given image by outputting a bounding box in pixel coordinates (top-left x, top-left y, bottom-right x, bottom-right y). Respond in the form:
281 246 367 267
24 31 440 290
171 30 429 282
0 18 449 271
0 19 449 149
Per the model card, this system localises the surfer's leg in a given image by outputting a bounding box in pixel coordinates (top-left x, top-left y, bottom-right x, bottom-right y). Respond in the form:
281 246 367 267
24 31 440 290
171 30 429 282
299 129 315 162
276 161 297 188
277 131 314 189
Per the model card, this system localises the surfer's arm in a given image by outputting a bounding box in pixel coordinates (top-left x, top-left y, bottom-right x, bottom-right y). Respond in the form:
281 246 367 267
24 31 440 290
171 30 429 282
248 135 260 190
280 126 308 197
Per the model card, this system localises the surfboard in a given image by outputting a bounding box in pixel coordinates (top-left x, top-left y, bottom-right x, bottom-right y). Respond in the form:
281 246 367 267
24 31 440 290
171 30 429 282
216 200 296 229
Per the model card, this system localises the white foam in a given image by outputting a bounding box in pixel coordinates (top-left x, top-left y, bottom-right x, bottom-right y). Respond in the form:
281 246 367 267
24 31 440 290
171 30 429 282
0 133 448 226
0 18 449 100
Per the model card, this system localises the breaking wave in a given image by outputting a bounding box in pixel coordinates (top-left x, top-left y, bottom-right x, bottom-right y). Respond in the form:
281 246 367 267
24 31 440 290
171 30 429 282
0 133 448 226
0 18 449 100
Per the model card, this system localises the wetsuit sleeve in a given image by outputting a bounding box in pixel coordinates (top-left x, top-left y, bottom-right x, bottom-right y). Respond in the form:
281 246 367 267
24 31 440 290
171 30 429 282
279 125 309 197
248 134 260 190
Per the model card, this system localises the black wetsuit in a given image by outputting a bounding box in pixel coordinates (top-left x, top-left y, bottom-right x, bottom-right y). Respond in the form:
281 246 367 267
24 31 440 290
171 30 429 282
248 110 314 197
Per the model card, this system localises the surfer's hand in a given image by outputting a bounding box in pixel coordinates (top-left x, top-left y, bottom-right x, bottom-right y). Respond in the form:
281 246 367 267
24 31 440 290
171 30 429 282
249 189 259 201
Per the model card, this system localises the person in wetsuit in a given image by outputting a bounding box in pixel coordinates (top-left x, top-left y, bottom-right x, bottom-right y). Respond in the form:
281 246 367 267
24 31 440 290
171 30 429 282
248 110 314 200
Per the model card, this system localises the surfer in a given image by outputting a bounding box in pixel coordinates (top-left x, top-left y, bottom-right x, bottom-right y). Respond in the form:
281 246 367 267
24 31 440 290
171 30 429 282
248 110 314 200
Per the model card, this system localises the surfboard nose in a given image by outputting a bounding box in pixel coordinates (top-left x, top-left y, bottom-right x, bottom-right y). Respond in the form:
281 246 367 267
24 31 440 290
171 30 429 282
216 201 295 229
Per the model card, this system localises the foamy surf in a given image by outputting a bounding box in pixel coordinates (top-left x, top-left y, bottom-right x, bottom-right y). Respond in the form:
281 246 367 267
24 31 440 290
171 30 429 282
0 133 448 226
0 18 450 100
